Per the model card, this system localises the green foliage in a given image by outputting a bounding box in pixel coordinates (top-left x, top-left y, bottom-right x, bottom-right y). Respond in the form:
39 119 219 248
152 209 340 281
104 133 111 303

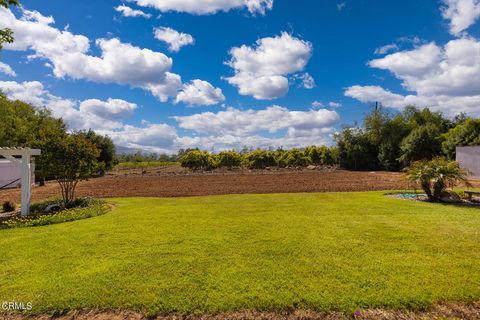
406 158 468 202
180 150 217 170
442 118 480 159
335 128 378 170
2 201 16 212
0 95 114 189
377 115 410 171
243 150 277 169
0 0 19 50
1 202 109 229
304 145 338 166
216 151 242 169
29 197 100 214
41 133 99 206
279 148 311 167
0 0 19 8
335 106 454 171
399 123 444 165
0 95 67 148
1 194 479 314
78 129 117 174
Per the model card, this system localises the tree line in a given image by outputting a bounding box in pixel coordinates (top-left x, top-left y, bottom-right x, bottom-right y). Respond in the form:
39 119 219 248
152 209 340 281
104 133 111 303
334 106 480 171
179 146 339 170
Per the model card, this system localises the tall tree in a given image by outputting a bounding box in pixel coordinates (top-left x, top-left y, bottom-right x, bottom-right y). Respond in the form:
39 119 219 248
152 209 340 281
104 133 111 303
78 130 117 174
442 118 480 160
0 0 19 50
41 133 99 207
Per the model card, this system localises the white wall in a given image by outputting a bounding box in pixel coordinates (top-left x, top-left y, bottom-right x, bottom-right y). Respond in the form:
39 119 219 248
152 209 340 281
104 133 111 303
0 159 21 189
456 146 480 178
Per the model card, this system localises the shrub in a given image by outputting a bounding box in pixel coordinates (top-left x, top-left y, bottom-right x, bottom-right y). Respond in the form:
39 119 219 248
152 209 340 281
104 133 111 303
304 146 339 166
180 150 217 171
29 197 99 213
274 150 287 167
243 150 277 169
217 151 242 169
1 202 109 229
406 158 469 202
2 201 16 212
282 149 311 167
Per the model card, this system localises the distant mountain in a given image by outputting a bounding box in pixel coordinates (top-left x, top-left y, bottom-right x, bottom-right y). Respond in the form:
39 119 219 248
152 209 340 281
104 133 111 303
115 145 144 155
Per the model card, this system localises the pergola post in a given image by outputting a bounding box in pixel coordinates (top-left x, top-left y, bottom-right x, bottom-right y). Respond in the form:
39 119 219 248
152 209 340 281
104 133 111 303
21 153 31 216
0 148 41 216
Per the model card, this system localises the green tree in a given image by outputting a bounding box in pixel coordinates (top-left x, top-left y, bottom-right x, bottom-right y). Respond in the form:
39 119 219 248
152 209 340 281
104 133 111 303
335 128 378 170
41 133 99 207
0 95 69 184
442 118 480 160
281 149 311 167
406 158 468 202
180 150 217 171
217 151 242 169
399 123 444 165
377 115 410 171
79 129 117 174
304 146 338 165
243 150 276 169
0 0 19 50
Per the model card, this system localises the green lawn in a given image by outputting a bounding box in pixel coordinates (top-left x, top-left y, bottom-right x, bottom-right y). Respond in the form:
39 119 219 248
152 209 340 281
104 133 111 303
1 192 479 316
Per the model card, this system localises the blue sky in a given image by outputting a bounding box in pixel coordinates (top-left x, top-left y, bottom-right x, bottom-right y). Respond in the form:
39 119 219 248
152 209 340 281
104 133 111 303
0 0 479 153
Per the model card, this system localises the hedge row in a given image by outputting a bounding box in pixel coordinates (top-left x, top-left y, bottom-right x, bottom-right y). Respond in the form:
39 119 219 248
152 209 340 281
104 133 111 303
180 147 339 170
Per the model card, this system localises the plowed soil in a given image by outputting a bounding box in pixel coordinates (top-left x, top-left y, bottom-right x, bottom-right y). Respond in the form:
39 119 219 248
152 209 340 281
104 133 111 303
0 169 412 204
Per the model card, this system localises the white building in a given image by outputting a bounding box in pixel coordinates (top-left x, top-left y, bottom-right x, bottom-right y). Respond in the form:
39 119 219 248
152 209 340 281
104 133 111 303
0 159 36 189
456 146 480 178
0 159 22 189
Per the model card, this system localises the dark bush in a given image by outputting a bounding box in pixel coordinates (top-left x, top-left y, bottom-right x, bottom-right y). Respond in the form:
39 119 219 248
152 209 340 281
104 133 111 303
2 201 16 212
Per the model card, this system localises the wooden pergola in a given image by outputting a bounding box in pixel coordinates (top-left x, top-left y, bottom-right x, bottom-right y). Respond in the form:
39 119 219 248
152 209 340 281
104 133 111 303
0 148 41 216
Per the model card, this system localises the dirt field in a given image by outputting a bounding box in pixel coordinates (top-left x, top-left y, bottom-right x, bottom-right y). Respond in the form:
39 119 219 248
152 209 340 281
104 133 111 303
0 169 404 203
0 167 477 204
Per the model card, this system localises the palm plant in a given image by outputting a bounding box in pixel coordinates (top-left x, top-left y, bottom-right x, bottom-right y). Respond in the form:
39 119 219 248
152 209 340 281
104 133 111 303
406 158 469 202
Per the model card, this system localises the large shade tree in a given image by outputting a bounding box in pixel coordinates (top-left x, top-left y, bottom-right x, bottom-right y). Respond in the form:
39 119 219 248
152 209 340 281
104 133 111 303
41 133 99 207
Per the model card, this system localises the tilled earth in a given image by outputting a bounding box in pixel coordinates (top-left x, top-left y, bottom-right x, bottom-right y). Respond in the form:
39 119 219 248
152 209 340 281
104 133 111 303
0 170 412 204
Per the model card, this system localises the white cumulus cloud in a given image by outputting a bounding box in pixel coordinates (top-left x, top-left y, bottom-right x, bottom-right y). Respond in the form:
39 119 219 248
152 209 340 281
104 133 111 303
0 7 218 103
115 4 152 18
225 32 313 100
174 105 339 136
441 0 480 36
79 98 138 120
0 62 16 77
154 27 194 52
129 0 273 15
346 37 480 117
175 80 225 106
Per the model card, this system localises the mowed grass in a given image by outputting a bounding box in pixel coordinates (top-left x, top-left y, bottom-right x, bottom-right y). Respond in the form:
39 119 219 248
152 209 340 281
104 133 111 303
0 192 479 316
